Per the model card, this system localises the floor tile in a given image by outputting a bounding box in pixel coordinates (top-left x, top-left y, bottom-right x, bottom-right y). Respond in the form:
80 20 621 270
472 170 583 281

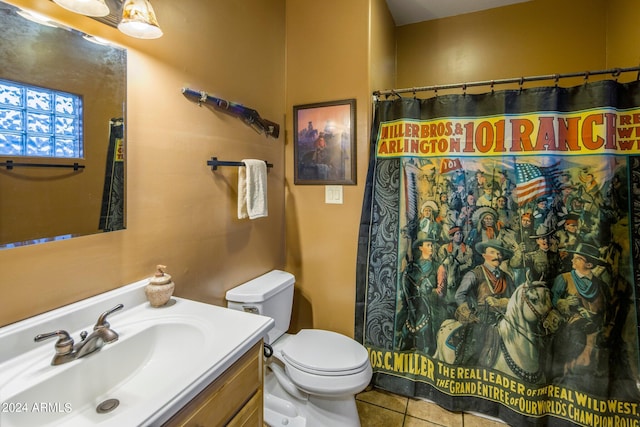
355 387 508 427
406 398 463 427
403 415 449 426
356 388 408 413
356 400 405 427
463 412 507 426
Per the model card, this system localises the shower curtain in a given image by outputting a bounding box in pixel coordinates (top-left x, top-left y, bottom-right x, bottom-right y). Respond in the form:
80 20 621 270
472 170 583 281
356 80 640 426
99 118 125 232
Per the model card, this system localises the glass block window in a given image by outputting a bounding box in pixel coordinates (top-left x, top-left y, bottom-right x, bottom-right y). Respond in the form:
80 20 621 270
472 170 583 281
0 78 83 158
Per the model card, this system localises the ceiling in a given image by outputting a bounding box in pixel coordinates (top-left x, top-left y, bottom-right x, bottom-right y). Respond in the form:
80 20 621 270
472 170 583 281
385 0 531 26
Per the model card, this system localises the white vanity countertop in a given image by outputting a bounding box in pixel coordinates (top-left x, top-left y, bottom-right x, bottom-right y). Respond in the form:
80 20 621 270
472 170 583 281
0 279 274 426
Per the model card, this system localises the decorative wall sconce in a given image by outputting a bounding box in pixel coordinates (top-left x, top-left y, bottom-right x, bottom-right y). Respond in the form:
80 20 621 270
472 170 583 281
53 0 109 17
52 0 163 39
117 0 162 39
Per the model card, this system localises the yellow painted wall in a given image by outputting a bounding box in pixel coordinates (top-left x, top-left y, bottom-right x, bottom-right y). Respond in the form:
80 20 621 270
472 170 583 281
284 0 395 337
0 0 286 327
607 0 640 66
395 0 639 94
370 0 397 94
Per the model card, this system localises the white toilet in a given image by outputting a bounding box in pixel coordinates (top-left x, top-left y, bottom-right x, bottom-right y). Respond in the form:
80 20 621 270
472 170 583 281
226 270 372 427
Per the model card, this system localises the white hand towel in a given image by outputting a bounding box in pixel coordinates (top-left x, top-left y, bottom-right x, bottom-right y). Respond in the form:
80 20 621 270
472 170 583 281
238 159 268 219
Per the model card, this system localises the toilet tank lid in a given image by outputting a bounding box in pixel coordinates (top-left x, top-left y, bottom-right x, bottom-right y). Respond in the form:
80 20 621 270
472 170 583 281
226 270 295 303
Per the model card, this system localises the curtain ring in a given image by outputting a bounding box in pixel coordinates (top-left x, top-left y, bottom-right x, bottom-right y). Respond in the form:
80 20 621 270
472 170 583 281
518 77 524 92
412 88 417 100
612 68 621 81
554 74 560 87
462 83 467 96
583 71 590 84
434 86 438 97
490 80 495 94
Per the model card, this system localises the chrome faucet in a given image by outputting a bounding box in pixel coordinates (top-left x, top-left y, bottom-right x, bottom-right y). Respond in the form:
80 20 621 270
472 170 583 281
34 304 124 366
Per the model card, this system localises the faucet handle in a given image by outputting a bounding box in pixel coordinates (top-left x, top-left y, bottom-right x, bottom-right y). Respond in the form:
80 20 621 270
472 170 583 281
94 303 124 330
34 330 74 355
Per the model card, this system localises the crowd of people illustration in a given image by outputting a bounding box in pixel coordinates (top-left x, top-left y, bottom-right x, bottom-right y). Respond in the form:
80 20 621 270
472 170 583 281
395 161 638 398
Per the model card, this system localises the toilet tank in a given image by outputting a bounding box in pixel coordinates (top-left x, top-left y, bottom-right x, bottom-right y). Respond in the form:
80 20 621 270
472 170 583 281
226 270 295 344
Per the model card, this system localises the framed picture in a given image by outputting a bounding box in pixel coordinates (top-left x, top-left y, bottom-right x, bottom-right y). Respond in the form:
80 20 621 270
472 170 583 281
293 99 356 185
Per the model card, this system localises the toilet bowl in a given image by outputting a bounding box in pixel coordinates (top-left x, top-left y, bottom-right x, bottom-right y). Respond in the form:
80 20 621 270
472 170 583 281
226 270 372 427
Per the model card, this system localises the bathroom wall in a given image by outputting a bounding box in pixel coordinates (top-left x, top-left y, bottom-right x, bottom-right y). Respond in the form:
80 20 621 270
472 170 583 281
284 0 395 337
0 0 286 327
396 0 640 91
606 0 640 66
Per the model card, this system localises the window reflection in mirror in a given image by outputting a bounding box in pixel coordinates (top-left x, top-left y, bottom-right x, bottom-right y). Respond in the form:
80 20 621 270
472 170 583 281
0 1 126 248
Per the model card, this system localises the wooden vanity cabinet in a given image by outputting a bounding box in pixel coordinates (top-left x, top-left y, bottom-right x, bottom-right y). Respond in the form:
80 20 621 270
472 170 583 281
164 340 264 427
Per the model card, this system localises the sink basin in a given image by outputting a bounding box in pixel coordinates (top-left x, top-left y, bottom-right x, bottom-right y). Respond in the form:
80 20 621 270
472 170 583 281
3 319 205 426
0 280 274 426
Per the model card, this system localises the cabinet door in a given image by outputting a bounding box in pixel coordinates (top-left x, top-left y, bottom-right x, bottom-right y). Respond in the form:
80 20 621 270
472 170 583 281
164 341 263 427
227 389 263 426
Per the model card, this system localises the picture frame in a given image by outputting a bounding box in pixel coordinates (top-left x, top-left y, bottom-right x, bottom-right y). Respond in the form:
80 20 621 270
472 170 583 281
293 99 356 185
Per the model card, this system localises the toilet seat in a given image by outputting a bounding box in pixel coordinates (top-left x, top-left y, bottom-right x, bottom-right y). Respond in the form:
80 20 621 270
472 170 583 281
274 329 373 397
280 329 370 376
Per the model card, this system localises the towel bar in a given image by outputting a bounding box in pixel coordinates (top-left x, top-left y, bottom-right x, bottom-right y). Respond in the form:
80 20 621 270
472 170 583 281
1 160 85 170
207 157 273 171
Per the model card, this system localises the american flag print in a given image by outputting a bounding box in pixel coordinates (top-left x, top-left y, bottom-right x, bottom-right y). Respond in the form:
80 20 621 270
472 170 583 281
514 162 559 205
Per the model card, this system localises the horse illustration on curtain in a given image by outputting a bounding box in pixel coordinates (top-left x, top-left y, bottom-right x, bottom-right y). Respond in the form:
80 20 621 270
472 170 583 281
356 80 640 426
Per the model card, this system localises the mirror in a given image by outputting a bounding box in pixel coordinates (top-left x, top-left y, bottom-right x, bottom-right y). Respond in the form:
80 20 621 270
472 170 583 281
0 1 126 248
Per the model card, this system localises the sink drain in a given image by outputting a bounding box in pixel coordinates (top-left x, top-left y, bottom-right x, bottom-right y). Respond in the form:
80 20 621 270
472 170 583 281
96 398 120 414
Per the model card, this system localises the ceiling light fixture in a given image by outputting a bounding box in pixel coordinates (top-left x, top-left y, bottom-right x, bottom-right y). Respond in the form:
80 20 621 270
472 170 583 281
53 0 110 17
117 0 163 39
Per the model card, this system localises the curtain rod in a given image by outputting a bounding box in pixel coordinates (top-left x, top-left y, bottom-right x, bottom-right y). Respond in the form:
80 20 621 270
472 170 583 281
373 65 640 97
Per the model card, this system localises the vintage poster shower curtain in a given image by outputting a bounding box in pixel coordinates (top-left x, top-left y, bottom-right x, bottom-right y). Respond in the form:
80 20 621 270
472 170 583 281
356 80 640 426
99 118 125 232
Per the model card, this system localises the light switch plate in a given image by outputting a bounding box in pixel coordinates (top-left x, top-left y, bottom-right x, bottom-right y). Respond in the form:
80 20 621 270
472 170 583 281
325 185 343 204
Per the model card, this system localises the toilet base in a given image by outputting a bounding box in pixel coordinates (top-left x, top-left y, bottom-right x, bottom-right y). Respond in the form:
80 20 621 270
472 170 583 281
263 367 361 427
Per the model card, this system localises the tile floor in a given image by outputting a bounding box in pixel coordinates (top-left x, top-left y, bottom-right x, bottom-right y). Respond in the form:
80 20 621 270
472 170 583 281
356 387 508 427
